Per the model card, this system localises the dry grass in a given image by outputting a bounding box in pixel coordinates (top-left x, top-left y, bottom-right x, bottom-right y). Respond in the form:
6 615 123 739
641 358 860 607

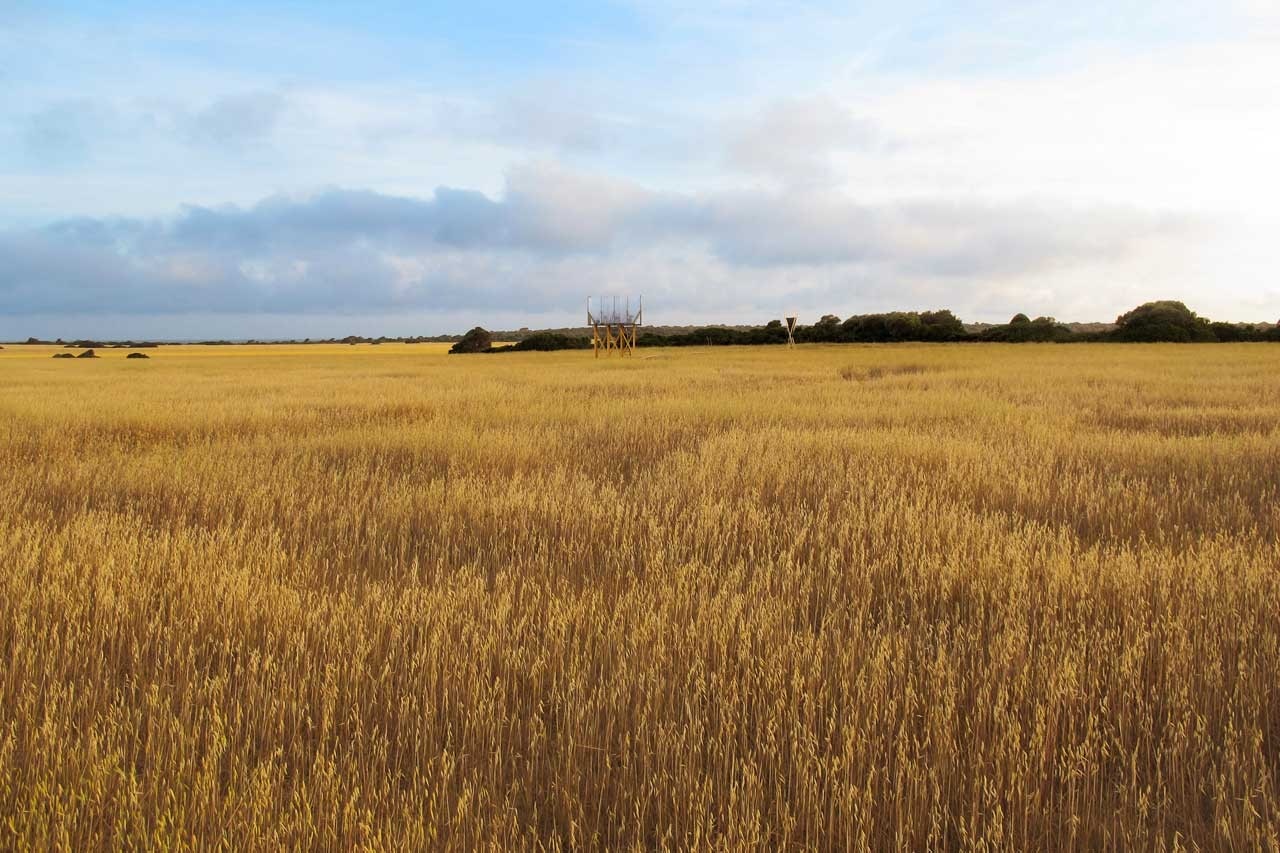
838 362 930 382
1 341 1278 850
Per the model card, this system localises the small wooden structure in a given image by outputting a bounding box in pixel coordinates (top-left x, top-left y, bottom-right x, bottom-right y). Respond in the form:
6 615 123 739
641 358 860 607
785 316 798 347
588 296 642 358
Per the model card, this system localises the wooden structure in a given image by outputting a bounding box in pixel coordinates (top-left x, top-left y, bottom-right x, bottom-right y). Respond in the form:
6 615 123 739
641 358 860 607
588 296 642 358
785 316 798 347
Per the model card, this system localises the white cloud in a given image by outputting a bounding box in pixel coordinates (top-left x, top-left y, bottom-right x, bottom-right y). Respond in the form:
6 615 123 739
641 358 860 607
723 97 881 186
0 171 1201 337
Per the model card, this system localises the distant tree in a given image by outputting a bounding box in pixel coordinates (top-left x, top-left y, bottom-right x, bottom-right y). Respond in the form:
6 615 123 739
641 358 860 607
797 314 842 343
980 314 1073 342
1112 301 1214 342
449 327 493 354
918 310 967 340
1208 321 1249 342
837 310 968 343
744 321 789 345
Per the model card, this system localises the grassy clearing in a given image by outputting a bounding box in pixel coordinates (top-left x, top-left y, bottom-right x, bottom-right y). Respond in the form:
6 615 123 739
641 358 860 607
1 342 1278 849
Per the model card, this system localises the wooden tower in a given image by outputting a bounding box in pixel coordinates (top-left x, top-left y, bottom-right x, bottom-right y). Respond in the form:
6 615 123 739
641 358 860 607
785 316 798 347
588 296 642 358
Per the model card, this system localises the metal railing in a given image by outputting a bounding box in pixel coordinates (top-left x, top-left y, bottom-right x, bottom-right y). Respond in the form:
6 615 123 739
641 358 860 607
588 296 643 326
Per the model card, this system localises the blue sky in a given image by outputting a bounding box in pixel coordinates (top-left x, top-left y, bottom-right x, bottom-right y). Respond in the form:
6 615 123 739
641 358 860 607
2 0 1277 337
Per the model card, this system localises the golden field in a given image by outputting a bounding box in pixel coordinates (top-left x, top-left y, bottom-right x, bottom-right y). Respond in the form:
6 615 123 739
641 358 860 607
1 341 1278 850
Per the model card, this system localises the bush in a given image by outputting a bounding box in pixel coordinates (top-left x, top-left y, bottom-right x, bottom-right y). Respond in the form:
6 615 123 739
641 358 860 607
797 314 843 343
639 327 757 347
1208 322 1273 343
126 352 151 359
1112 301 1214 342
838 310 968 343
449 327 493 354
508 333 591 352
981 315 1074 342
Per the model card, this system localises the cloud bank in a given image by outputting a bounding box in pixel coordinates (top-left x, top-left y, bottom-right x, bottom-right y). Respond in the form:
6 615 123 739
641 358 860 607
0 164 1189 328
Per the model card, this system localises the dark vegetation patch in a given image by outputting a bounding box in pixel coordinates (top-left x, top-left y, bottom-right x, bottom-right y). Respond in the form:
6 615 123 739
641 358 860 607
449 329 593 354
449 327 493 354
494 333 591 352
839 364 932 382
449 302 1279 355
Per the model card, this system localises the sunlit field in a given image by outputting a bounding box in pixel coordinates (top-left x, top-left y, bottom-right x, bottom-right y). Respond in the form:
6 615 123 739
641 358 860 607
2 342 1278 849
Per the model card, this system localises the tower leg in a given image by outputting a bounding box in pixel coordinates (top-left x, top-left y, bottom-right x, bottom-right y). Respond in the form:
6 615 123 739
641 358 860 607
591 320 642 357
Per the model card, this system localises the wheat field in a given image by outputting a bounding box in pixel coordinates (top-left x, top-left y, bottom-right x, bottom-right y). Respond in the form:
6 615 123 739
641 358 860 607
1 342 1278 850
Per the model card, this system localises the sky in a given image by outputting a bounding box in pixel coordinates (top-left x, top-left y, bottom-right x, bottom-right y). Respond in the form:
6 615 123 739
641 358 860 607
2 0 1278 338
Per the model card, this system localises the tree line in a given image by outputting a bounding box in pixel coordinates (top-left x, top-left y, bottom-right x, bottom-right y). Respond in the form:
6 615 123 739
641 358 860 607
451 301 1280 353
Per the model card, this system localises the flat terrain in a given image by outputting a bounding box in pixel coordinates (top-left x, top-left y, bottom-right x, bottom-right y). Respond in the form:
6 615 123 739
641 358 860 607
2 342 1278 849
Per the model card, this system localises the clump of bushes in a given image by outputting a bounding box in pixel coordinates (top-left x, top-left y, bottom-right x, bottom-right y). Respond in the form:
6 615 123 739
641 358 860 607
504 333 590 352
452 329 592 354
793 310 967 344
449 327 493 354
641 310 967 347
126 352 150 359
639 320 792 347
980 314 1075 342
1111 301 1216 342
